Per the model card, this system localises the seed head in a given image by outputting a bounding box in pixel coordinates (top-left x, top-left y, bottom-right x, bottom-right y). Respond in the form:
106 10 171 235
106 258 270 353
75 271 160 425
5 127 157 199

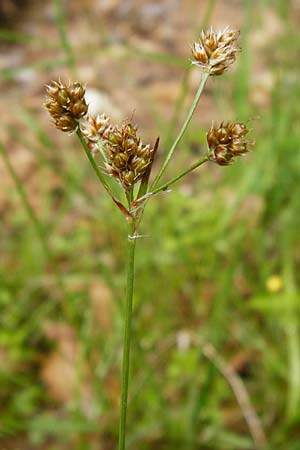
45 80 88 132
104 123 156 191
192 26 240 75
80 113 112 155
207 121 254 165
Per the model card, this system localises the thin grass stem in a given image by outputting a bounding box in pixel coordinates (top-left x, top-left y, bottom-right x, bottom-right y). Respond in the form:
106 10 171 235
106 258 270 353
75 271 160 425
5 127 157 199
164 0 217 150
149 155 209 197
76 128 111 192
118 220 137 450
151 71 210 190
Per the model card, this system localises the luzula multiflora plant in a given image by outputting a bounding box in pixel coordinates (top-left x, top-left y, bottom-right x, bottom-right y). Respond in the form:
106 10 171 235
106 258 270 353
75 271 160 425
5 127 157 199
45 26 253 450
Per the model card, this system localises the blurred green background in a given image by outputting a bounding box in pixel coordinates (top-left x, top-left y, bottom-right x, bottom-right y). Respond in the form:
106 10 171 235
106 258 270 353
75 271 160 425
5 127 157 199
1 0 300 449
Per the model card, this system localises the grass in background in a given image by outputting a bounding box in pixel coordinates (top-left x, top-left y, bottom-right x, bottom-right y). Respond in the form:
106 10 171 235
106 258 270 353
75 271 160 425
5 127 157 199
0 0 300 449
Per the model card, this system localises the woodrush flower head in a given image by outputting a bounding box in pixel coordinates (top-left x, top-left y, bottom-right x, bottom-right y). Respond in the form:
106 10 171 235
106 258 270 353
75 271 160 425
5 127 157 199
104 123 156 192
45 80 88 132
80 113 112 155
192 26 240 75
207 121 254 165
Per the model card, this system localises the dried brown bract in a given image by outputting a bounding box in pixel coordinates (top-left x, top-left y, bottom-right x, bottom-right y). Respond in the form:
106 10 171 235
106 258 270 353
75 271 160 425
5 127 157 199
192 26 240 75
45 80 88 133
80 114 112 155
104 123 156 192
207 121 254 165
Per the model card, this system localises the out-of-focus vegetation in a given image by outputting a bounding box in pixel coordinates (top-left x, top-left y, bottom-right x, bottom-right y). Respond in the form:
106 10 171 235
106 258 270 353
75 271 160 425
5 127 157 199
0 0 300 449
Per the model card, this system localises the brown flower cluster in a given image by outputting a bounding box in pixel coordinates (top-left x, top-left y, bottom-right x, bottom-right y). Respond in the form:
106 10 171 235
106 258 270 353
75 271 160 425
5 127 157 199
192 26 239 75
207 121 254 165
45 81 88 132
104 123 156 192
80 114 111 155
45 80 157 192
81 116 156 191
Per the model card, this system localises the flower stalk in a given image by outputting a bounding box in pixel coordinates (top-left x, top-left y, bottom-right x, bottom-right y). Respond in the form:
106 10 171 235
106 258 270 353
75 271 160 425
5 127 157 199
133 154 210 207
76 128 110 191
76 128 133 220
151 71 210 190
150 154 210 195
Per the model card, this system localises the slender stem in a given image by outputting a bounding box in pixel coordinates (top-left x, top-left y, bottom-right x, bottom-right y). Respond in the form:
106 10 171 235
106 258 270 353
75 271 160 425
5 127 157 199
149 155 209 197
76 128 111 193
151 71 210 190
118 220 137 450
0 141 50 258
164 0 216 150
77 129 133 219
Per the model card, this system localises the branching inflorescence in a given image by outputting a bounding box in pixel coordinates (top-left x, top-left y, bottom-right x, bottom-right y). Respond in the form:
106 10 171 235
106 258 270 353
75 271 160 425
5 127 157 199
44 26 254 450
45 26 253 221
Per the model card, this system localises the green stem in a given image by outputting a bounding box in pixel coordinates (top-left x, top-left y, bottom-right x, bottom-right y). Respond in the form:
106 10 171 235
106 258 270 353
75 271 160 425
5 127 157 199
150 155 209 197
76 128 111 192
164 0 216 150
77 129 133 219
118 220 137 450
151 71 210 190
0 141 50 258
